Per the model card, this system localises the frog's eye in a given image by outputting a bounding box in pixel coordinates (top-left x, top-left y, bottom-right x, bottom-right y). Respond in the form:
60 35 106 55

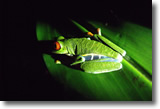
53 41 61 50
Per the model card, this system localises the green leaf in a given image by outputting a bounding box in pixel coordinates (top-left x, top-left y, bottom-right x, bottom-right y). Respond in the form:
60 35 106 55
36 20 152 101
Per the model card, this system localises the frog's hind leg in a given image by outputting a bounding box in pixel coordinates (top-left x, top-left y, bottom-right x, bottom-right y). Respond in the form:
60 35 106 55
86 28 126 56
95 34 126 56
81 61 122 74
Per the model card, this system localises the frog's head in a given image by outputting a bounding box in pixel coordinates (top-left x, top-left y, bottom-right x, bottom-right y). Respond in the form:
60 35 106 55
52 36 68 54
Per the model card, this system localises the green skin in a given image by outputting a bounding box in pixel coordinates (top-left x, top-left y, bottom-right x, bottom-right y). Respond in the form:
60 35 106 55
53 30 126 74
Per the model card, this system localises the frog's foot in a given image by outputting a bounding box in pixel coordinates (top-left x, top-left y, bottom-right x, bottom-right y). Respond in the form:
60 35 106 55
87 32 94 37
55 60 61 64
87 28 101 36
97 28 101 35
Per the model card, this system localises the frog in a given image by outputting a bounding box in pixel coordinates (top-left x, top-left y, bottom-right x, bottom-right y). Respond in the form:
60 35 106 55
52 28 126 74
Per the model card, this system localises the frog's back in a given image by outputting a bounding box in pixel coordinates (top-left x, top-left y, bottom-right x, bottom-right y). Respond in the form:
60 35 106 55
64 38 119 58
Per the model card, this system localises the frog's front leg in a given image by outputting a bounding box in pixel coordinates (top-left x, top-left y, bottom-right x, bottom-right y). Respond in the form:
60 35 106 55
87 28 126 56
70 55 85 66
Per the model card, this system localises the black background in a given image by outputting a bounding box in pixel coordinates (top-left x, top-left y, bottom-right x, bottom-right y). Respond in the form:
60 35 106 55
2 0 151 100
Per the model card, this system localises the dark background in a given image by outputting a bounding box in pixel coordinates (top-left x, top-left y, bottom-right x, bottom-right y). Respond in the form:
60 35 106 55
2 0 151 100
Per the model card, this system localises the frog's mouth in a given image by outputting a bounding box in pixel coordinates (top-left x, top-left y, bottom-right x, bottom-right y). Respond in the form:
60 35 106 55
81 54 122 63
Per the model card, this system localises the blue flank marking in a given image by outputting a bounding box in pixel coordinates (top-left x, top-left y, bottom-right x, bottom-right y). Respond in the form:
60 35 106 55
83 55 119 62
84 55 92 61
93 56 99 60
98 59 119 62
99 56 119 62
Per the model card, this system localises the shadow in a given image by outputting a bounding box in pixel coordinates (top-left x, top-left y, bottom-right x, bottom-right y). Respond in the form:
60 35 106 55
152 4 156 103
37 40 57 54
4 101 154 106
53 18 86 38
38 18 86 39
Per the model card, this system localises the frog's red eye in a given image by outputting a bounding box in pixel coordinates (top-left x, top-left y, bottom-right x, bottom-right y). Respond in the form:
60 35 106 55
53 41 61 50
